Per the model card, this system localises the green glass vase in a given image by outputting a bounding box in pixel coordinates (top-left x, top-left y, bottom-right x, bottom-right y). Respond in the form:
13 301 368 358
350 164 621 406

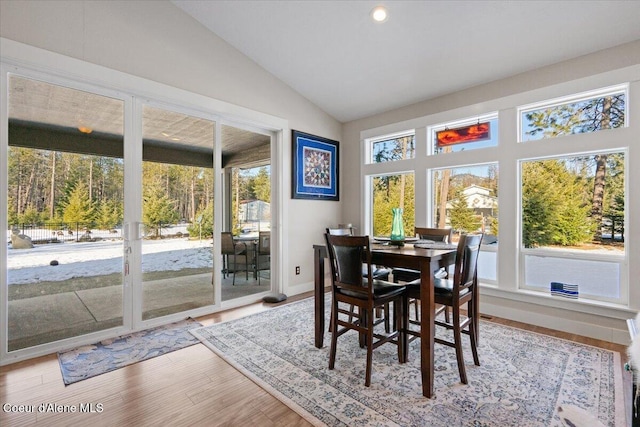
389 207 405 246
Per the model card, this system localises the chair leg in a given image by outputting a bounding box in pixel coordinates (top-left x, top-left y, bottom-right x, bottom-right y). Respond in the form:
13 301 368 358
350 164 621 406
401 295 410 363
348 304 356 324
222 254 228 278
468 300 480 366
329 298 339 370
365 308 374 387
452 304 467 384
359 310 367 348
232 254 236 286
412 298 419 322
384 303 391 333
395 299 404 363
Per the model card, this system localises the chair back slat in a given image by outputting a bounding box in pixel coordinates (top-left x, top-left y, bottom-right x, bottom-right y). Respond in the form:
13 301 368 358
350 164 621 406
326 227 353 236
452 233 483 294
325 234 373 298
414 227 453 243
258 231 270 255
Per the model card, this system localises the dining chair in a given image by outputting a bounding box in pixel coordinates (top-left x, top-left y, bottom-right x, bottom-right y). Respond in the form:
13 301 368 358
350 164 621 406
256 231 270 285
324 233 406 387
402 233 483 385
392 227 453 283
393 227 454 323
220 232 249 286
327 228 392 332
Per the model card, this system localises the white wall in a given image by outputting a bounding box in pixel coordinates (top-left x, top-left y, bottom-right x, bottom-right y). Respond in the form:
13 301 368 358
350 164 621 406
342 41 640 344
0 0 342 295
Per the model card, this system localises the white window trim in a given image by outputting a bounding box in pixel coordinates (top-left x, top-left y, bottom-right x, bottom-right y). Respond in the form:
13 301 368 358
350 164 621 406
359 66 639 319
517 84 629 143
365 129 416 165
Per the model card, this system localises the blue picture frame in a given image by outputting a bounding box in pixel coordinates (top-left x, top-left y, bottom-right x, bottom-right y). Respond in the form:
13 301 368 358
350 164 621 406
292 130 339 200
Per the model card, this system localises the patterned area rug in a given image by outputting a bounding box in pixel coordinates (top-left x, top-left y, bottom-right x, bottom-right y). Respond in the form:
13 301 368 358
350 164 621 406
191 296 625 427
58 318 201 385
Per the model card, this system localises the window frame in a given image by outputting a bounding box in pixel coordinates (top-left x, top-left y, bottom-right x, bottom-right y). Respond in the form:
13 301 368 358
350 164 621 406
428 112 499 155
517 148 628 304
517 84 628 143
360 76 635 312
366 129 416 165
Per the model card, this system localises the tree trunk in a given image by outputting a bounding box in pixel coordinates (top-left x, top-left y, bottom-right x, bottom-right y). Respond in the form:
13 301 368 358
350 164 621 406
88 158 93 201
436 146 454 229
49 152 56 219
591 96 611 241
190 170 196 221
22 162 38 214
399 139 406 210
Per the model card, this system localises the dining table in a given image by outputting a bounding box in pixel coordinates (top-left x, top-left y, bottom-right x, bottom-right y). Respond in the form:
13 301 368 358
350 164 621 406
312 240 458 398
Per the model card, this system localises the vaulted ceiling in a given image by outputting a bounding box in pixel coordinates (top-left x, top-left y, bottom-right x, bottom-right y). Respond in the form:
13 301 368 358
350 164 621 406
173 0 640 123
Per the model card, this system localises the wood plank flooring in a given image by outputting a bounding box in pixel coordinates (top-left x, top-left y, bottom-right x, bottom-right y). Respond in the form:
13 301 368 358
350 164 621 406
0 290 632 427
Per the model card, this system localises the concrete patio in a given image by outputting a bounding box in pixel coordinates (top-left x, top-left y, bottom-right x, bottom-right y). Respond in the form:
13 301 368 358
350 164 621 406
7 272 270 351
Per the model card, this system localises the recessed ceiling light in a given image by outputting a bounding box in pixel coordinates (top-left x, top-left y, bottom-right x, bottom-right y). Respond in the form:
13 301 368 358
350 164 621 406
371 6 388 23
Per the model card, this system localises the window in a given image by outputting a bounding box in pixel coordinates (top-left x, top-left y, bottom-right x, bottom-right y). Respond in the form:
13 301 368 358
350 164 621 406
362 75 634 313
432 164 498 283
521 153 625 249
370 173 415 237
517 85 628 304
370 132 415 163
520 86 626 142
432 164 498 235
430 115 498 154
520 152 625 302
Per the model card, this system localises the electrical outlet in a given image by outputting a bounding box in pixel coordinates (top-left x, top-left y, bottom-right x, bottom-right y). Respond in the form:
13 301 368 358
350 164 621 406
295 266 300 275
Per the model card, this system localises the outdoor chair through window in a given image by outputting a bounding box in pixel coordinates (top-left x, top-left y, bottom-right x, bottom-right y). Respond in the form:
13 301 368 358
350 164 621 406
256 231 270 285
221 231 249 286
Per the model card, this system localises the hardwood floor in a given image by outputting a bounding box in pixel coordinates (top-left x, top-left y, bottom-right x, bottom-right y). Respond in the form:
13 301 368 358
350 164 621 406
1 290 632 427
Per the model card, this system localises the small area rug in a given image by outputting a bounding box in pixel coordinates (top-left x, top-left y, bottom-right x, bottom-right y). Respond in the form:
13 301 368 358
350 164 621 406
191 296 625 427
58 318 201 385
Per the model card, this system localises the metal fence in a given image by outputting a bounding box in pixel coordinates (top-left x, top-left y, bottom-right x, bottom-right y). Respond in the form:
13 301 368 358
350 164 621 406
8 223 122 244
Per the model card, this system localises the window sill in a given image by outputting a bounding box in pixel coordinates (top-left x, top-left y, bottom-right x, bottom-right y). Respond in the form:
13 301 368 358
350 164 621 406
480 282 636 320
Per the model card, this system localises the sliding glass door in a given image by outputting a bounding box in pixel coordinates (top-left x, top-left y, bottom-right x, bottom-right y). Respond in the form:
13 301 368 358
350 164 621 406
2 65 279 362
141 105 215 319
6 75 126 351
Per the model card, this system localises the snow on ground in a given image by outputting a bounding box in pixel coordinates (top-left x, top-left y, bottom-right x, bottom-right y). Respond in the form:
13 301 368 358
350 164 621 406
7 238 213 285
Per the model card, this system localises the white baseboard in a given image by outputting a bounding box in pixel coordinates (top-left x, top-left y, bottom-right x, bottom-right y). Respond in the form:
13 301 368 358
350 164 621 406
481 300 630 345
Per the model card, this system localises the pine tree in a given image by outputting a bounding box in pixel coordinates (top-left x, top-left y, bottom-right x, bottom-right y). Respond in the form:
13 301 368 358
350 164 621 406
252 167 271 202
522 160 594 247
449 189 481 233
95 200 121 230
61 181 95 225
524 93 624 241
143 189 178 238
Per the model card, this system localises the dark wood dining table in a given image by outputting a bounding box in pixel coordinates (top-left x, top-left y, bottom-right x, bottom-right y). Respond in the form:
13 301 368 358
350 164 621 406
312 241 457 398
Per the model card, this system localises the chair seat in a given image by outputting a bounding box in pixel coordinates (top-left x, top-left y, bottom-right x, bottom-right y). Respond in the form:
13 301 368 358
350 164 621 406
391 267 420 283
367 266 391 280
338 279 405 300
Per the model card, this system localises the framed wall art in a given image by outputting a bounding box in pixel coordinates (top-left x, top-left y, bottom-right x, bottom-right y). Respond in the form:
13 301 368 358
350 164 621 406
291 130 339 201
